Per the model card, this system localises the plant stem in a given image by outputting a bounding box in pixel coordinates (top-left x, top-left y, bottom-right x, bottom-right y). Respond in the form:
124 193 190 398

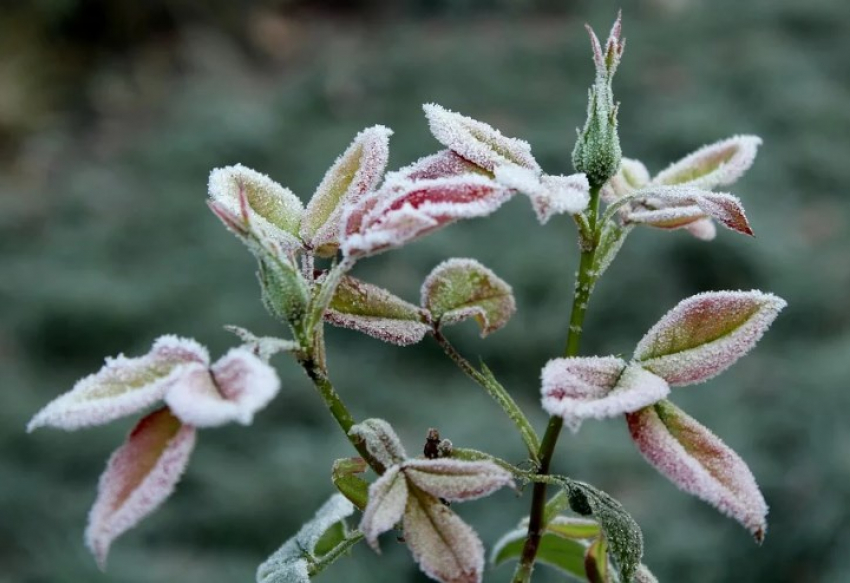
512 186 602 583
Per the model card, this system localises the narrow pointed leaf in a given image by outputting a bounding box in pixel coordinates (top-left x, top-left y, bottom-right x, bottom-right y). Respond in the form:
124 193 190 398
257 494 356 583
404 491 484 583
325 275 430 346
423 103 540 173
491 528 587 580
627 400 768 541
349 418 407 468
360 466 409 552
634 291 787 386
165 348 280 427
540 357 669 432
625 186 753 236
301 125 392 255
402 459 514 502
332 457 370 510
86 407 196 568
651 135 762 190
421 258 516 336
28 336 208 431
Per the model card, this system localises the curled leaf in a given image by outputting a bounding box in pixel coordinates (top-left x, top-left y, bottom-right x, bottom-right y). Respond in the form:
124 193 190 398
625 186 754 237
495 165 590 223
421 258 516 337
86 407 196 569
349 418 407 468
28 336 208 432
164 348 281 427
325 275 430 346
540 357 669 432
423 103 540 173
651 135 762 190
360 466 409 552
626 400 768 541
402 459 514 502
634 290 787 386
301 125 393 255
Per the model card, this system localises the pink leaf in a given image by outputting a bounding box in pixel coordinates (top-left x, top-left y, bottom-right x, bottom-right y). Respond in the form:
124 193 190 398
86 407 196 568
626 401 767 541
300 125 392 255
625 186 753 237
651 135 762 190
423 103 540 173
404 492 485 583
359 466 409 552
634 291 786 386
164 348 280 427
402 459 514 502
540 357 669 432
28 336 208 431
398 150 486 180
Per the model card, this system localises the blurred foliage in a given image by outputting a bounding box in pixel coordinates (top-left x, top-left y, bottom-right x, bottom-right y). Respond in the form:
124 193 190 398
2 1 850 582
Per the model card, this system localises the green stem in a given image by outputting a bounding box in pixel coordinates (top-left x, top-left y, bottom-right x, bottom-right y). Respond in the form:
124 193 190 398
432 329 541 462
512 185 602 583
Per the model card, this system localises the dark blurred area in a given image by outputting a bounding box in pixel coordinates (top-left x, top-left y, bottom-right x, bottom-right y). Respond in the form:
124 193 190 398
3 1 849 582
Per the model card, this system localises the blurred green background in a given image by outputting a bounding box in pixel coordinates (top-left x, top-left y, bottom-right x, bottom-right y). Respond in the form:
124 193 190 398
3 1 849 581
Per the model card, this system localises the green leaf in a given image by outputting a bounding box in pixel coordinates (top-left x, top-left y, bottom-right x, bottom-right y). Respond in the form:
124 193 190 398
584 537 610 583
491 528 587 580
422 258 516 337
332 457 369 511
313 520 348 557
592 222 631 280
547 517 601 540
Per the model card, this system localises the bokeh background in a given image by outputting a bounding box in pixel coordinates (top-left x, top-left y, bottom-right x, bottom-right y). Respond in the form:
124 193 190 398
3 1 849 581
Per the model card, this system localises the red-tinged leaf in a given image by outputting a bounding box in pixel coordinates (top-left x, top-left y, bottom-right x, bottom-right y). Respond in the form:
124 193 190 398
625 186 753 237
404 491 485 583
402 459 514 502
86 407 196 568
634 291 787 386
349 418 407 468
398 149 486 180
208 164 304 253
651 135 762 190
625 205 705 229
540 357 669 432
359 466 409 552
164 348 280 427
341 175 510 258
325 275 430 346
584 537 610 583
423 103 540 173
28 336 208 432
626 401 768 541
421 258 515 337
301 125 392 255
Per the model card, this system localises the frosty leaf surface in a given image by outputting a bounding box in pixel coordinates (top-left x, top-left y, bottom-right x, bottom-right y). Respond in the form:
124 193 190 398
423 103 540 173
28 336 208 431
257 494 356 583
86 407 196 569
421 258 516 336
651 135 761 190
626 400 768 541
165 348 280 427
402 459 514 502
349 418 407 468
625 186 753 236
495 165 590 223
399 149 486 180
224 325 299 361
634 291 786 385
325 275 430 346
301 125 392 255
540 357 669 432
360 466 409 552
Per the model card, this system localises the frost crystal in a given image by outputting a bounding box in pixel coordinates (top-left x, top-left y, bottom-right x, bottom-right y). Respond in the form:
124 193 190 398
360 466 409 552
399 149 485 180
402 459 514 502
495 165 590 223
540 357 669 432
349 418 408 467
86 407 196 568
423 103 541 173
627 401 768 541
651 135 762 190
624 186 753 236
634 290 787 386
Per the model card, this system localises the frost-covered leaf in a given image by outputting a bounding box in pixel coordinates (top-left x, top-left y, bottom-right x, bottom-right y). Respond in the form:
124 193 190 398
28 336 208 431
398 149 486 180
224 325 299 361
601 158 650 203
325 275 430 346
626 400 768 541
86 407 196 569
423 103 541 173
634 564 659 583
491 528 587 580
540 357 669 432
684 217 717 241
360 466 409 552
634 291 786 386
651 135 762 190
341 175 510 258
332 457 370 511
495 165 589 223
208 164 304 254
402 459 514 502
404 491 485 583
625 186 753 236
421 258 515 337
546 516 602 540
301 126 392 255
584 537 610 583
165 348 280 427
349 418 407 468
592 222 632 280
257 494 356 583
